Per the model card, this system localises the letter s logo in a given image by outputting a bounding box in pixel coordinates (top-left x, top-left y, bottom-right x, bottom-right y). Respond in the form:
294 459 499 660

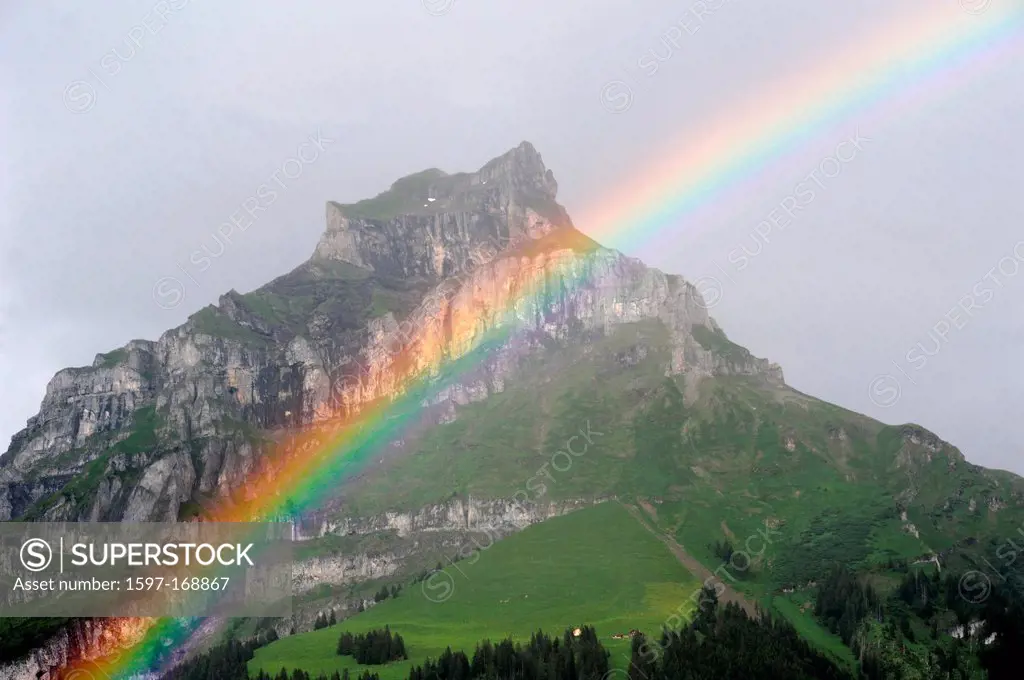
421 570 455 603
21 539 53 572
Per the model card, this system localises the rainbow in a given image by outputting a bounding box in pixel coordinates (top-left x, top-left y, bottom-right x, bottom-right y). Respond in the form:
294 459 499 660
63 4 1023 678
578 2 1023 249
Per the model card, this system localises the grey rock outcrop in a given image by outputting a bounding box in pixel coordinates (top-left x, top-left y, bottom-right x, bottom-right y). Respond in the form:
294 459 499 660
299 496 596 540
313 141 566 277
0 619 150 680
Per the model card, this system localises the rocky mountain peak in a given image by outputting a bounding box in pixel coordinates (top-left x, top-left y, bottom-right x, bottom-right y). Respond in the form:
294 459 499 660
476 140 558 199
312 142 569 278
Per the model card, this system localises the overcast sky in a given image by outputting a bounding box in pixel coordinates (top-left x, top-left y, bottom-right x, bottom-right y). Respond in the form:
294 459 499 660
1 0 1022 474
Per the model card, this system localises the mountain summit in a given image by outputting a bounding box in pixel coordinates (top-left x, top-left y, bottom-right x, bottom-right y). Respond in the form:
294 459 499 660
313 141 569 275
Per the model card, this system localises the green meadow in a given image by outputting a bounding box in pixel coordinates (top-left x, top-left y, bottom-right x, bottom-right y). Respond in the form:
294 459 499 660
250 502 700 679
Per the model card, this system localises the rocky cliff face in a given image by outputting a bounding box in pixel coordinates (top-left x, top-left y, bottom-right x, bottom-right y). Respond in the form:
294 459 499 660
3 342 156 473
300 495 598 541
0 141 782 525
0 619 149 680
314 141 566 277
290 496 598 595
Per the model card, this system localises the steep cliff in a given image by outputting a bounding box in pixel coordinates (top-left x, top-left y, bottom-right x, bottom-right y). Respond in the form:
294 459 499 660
0 618 149 680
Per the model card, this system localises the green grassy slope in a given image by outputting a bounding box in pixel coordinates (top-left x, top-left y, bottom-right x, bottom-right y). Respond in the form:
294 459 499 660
250 502 700 678
339 320 670 515
339 318 1024 573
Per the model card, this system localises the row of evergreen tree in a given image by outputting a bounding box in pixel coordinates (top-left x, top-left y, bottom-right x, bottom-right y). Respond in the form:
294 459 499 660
374 584 402 602
160 638 261 680
628 591 851 680
314 611 338 630
411 563 447 585
407 627 609 680
313 584 401 632
251 670 380 680
337 626 408 664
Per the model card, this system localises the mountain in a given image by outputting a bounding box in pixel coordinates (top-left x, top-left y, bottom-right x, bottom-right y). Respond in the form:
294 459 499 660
0 140 783 524
3 142 1024 679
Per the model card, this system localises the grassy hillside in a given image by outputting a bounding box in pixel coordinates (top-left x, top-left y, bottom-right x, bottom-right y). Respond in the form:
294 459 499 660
250 502 700 678
338 320 671 515
336 318 1024 584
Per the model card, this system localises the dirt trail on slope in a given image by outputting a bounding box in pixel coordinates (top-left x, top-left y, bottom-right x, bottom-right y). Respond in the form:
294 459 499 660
621 501 759 618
